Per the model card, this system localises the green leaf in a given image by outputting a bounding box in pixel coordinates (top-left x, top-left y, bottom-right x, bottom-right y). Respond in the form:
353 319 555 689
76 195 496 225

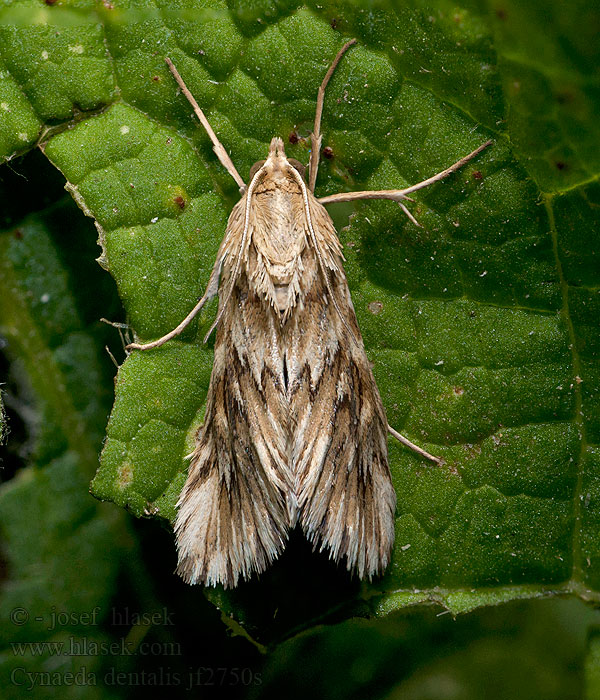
3 0 599 643
587 628 600 700
255 598 600 700
0 0 116 160
0 190 141 696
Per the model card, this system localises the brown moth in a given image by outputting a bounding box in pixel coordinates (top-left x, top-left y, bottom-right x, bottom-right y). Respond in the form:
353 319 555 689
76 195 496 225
127 40 491 588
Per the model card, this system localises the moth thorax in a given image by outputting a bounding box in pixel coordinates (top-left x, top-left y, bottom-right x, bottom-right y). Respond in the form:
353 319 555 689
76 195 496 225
251 176 306 266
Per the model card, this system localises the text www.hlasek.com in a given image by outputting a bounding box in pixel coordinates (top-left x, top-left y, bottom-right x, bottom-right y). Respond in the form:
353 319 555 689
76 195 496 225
11 637 180 657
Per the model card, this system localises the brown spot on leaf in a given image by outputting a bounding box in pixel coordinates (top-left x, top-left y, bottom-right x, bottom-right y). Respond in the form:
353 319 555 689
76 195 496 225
555 161 567 170
13 229 23 240
288 132 299 145
330 18 338 29
174 195 186 209
453 386 464 396
322 146 334 159
118 462 134 489
495 8 507 19
368 301 384 315
152 75 160 82
472 170 483 180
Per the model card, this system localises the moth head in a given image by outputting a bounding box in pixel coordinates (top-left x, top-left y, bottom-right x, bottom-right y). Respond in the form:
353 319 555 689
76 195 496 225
248 137 306 184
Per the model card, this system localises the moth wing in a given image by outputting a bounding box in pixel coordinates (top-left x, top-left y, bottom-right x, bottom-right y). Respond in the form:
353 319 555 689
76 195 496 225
174 362 290 588
291 200 396 579
175 201 292 588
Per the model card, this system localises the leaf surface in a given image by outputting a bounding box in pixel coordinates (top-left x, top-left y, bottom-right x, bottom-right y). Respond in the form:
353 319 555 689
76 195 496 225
2 0 599 643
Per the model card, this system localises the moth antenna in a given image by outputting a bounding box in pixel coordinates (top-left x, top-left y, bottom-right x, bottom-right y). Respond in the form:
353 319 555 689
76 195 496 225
165 56 247 193
308 39 357 193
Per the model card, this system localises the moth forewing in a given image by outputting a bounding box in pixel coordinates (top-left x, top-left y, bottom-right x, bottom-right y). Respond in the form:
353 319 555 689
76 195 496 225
175 158 293 587
128 41 491 588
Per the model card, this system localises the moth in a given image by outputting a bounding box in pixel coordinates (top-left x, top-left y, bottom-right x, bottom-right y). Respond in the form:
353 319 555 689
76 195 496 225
127 40 491 588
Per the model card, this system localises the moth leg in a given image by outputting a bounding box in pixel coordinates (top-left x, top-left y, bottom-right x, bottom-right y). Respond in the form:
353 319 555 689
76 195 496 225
317 140 493 224
125 292 211 351
165 57 246 193
387 424 442 465
126 255 224 351
308 39 357 193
